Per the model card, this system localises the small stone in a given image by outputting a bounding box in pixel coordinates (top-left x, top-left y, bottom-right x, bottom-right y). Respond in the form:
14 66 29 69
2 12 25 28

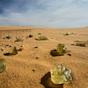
34 46 38 48
67 53 71 56
29 34 33 38
35 57 39 59
32 69 35 72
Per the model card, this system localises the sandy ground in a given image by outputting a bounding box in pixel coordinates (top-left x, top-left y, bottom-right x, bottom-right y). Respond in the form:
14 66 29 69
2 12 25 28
0 26 88 88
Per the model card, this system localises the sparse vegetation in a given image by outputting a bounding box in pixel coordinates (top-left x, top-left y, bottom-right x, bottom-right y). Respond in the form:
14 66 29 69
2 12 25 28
15 37 23 42
35 35 48 41
72 40 88 47
38 33 41 35
75 41 86 47
50 44 66 56
57 44 66 56
0 48 3 51
76 42 86 47
64 33 69 36
0 59 6 73
4 47 18 56
3 35 11 39
64 32 74 36
17 47 23 51
0 27 88 88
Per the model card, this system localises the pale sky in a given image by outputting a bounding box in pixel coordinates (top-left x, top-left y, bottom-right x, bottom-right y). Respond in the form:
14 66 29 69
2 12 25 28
0 0 88 28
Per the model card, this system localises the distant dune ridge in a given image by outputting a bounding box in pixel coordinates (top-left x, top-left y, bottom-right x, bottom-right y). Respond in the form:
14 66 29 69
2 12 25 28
0 26 88 88
0 26 87 30
0 26 32 31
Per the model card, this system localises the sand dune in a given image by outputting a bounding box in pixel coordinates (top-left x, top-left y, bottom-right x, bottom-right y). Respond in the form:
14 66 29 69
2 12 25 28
0 27 88 88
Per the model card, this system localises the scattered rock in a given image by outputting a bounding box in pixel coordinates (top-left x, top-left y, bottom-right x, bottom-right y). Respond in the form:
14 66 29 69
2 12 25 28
29 34 33 38
35 57 39 59
34 46 38 48
67 53 71 56
32 69 35 72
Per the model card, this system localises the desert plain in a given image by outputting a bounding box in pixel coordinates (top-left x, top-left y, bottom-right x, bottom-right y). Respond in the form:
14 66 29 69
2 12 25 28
0 26 88 88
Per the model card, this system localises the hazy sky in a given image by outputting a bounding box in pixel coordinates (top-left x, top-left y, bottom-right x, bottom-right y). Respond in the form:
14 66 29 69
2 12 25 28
0 0 88 27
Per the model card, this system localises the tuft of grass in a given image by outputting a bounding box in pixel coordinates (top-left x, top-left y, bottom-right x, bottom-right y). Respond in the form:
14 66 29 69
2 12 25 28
35 35 48 41
17 48 23 51
15 37 23 42
57 44 66 56
73 40 88 47
64 32 74 36
75 41 86 47
50 44 66 56
4 47 18 56
3 35 11 39
0 59 6 73
38 33 42 35
10 47 18 55
64 33 69 36
0 48 3 51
